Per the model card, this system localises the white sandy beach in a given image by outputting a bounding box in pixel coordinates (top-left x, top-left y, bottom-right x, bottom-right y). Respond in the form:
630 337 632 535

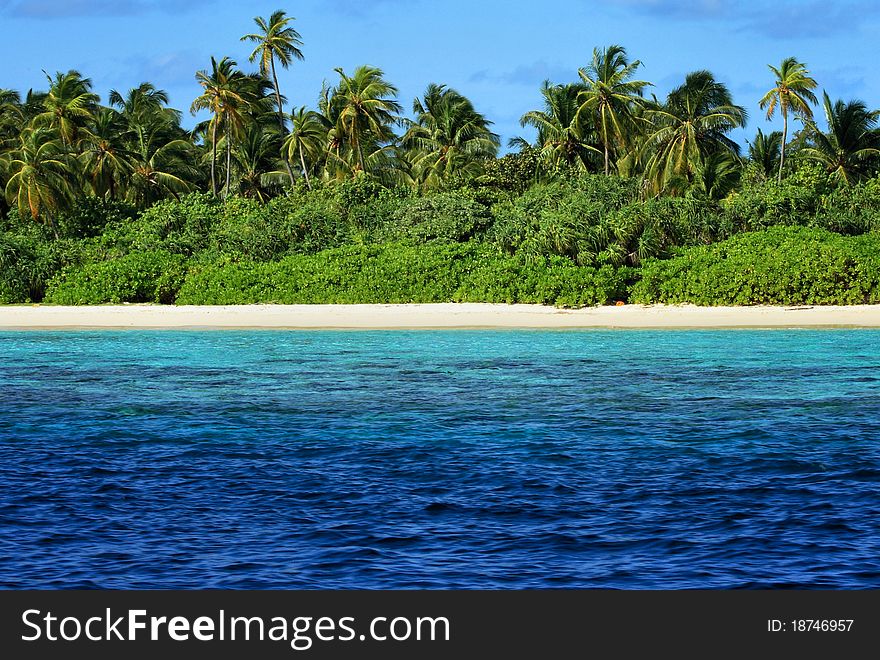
1 303 880 329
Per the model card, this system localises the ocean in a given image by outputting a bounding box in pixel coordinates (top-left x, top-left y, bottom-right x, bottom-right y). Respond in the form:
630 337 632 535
1 329 879 589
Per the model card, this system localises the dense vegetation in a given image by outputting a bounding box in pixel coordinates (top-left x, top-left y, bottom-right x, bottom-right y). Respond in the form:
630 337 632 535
2 11 880 306
633 227 880 306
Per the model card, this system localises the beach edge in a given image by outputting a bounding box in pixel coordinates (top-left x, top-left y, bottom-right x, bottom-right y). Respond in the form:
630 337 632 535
2 303 880 329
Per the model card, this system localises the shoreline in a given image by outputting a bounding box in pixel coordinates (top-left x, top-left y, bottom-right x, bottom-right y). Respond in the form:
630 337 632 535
2 303 880 329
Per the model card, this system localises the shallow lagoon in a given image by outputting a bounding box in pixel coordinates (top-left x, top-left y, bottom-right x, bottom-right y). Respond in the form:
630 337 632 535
1 330 879 589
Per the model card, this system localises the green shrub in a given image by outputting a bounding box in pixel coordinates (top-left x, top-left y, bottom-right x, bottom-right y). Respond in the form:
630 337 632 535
45 251 188 305
55 197 138 239
102 193 223 257
631 226 880 306
262 193 348 255
477 147 544 196
333 177 410 235
721 164 837 233
177 242 626 307
388 192 491 242
205 197 278 261
491 179 706 266
0 232 89 303
813 181 880 235
0 233 37 303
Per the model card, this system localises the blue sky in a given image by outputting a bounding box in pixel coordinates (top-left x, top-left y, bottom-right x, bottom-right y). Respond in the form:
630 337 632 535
1 0 878 150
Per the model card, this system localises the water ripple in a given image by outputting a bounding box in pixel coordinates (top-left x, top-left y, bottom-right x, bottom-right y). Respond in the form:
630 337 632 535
1 329 879 589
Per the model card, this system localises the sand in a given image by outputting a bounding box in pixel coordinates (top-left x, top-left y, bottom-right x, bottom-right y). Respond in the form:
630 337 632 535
0 303 879 329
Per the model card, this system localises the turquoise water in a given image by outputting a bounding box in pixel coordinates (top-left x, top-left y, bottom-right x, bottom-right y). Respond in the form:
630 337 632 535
1 330 879 589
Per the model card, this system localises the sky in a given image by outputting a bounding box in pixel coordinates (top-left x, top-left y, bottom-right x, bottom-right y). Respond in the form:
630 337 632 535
1 0 879 150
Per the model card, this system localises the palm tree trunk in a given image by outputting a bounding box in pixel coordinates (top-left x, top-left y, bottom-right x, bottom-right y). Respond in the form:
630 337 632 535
299 143 312 190
356 133 366 174
47 215 59 240
271 57 297 188
779 112 788 184
604 142 610 176
210 120 219 196
225 127 232 199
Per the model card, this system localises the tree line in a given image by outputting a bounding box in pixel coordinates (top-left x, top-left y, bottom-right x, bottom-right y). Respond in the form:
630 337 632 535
1 9 879 232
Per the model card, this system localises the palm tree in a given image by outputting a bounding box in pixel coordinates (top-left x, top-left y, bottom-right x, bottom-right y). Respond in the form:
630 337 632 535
642 71 747 195
4 127 73 230
402 84 499 189
126 138 196 207
228 76 276 195
284 106 326 189
233 122 287 201
191 57 254 196
21 89 48 124
519 81 599 171
747 128 783 180
330 66 402 174
109 82 170 120
801 93 880 185
0 89 23 145
0 89 21 112
110 84 180 153
0 91 23 205
34 70 99 148
575 45 650 175
108 83 198 205
242 10 304 188
695 150 743 200
759 57 818 183
79 107 133 199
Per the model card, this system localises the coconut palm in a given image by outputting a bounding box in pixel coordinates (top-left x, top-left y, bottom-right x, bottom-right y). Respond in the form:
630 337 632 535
191 57 255 196
519 81 599 171
126 137 196 207
801 93 880 185
325 141 401 184
110 84 181 150
748 128 783 180
5 127 73 229
34 70 99 148
695 150 743 200
113 84 184 156
233 122 287 201
21 90 48 125
109 83 170 119
330 66 402 175
575 45 650 175
227 77 277 195
0 91 24 216
284 106 326 189
79 107 133 199
0 89 23 143
316 76 401 185
108 83 198 205
759 57 818 183
242 10 305 188
0 89 21 112
642 71 747 196
402 84 499 189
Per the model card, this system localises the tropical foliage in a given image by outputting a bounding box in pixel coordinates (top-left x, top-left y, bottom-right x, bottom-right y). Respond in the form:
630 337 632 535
632 227 880 306
403 84 500 190
518 81 596 172
640 71 747 196
241 10 304 188
802 93 880 185
2 11 880 308
759 57 818 182
575 45 649 176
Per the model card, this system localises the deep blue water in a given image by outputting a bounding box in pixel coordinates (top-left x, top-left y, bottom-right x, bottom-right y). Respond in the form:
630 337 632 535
1 330 879 589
